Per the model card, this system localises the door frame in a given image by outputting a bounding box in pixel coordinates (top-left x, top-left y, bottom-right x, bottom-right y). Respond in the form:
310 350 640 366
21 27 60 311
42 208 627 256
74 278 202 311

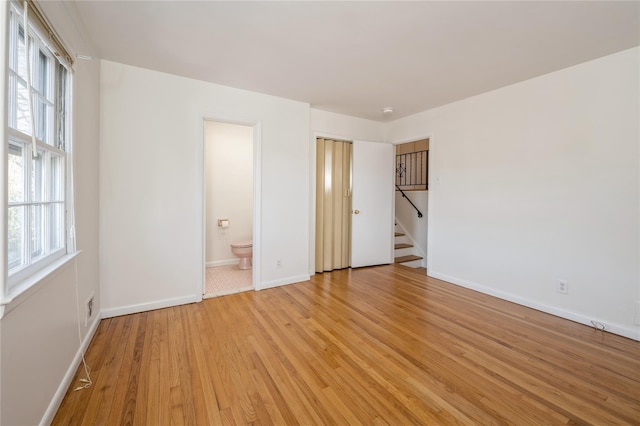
199 116 262 296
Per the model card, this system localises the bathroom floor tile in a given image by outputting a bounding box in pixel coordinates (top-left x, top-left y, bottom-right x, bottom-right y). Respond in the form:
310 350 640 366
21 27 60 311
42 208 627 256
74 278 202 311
205 265 253 298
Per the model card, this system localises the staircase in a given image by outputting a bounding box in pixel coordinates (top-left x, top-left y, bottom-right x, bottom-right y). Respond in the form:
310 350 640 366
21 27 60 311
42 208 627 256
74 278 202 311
393 223 424 268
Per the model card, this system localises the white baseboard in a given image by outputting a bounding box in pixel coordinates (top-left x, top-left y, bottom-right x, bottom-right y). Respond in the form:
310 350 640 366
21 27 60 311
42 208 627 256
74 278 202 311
40 312 102 426
258 274 310 291
101 294 200 319
206 258 239 267
428 270 640 342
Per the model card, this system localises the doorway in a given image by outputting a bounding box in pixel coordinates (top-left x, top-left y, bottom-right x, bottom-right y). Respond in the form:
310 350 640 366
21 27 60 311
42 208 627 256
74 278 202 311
313 137 394 273
393 137 430 270
203 120 255 297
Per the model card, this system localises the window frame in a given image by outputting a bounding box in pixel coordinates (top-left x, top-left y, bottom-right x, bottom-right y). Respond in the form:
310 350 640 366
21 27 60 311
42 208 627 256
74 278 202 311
4 1 72 297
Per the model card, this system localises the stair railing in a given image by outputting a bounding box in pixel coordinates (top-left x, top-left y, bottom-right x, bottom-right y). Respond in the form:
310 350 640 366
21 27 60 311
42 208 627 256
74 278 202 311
396 185 423 218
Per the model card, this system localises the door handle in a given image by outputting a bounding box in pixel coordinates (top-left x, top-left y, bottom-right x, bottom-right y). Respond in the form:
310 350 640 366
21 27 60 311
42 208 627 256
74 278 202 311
353 209 360 214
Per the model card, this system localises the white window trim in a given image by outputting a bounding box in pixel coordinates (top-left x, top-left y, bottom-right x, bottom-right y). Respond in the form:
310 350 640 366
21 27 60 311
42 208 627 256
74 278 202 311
0 250 79 318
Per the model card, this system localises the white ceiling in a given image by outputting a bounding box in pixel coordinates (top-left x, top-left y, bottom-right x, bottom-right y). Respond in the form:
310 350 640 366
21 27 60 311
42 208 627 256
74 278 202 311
53 1 639 122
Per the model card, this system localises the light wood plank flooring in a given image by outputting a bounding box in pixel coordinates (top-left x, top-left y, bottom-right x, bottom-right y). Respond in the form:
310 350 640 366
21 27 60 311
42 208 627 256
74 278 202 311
53 265 640 425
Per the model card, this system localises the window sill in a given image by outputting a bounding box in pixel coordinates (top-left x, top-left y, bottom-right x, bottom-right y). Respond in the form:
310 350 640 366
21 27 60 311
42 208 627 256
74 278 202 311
0 251 81 319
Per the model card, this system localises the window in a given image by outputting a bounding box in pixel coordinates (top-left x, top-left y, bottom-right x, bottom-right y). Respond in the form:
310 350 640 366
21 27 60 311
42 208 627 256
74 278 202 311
6 2 71 291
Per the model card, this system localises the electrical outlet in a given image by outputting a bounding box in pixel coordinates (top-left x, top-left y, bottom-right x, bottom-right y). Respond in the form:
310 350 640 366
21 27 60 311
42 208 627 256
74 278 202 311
276 259 282 269
85 293 95 327
557 279 568 295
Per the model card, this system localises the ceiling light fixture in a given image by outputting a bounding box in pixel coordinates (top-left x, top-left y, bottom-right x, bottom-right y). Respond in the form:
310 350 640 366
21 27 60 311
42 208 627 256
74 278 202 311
382 107 394 115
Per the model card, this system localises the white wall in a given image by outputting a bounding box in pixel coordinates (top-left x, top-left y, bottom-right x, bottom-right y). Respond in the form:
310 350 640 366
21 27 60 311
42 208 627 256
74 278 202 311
311 109 387 143
0 2 102 424
205 121 253 265
100 61 310 315
388 47 640 340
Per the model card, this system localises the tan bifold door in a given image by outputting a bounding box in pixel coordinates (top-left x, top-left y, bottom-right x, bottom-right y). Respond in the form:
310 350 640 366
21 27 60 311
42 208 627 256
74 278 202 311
315 138 353 272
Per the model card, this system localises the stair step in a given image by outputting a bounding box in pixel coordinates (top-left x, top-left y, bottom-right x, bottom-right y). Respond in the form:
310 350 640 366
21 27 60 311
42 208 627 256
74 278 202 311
394 255 423 264
395 232 405 237
394 243 413 249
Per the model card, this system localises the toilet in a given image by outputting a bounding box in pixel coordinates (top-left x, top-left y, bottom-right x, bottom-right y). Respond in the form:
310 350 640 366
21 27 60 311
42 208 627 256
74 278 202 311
230 240 253 270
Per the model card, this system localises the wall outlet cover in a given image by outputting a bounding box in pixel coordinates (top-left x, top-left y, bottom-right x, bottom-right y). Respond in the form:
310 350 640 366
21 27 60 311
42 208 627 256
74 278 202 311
557 279 569 294
85 293 95 327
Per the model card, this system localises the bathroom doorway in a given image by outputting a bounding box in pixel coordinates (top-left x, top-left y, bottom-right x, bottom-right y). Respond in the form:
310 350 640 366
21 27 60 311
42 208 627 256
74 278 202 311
203 120 256 298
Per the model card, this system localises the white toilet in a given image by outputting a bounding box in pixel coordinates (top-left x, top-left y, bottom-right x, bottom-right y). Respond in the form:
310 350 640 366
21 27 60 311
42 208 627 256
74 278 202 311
230 240 253 270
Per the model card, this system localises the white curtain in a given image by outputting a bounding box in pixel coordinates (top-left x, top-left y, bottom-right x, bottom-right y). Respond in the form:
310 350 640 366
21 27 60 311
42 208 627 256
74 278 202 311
315 138 352 272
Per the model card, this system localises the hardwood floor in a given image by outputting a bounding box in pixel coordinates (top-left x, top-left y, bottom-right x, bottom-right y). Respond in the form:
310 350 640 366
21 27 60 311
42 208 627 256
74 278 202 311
53 265 640 425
